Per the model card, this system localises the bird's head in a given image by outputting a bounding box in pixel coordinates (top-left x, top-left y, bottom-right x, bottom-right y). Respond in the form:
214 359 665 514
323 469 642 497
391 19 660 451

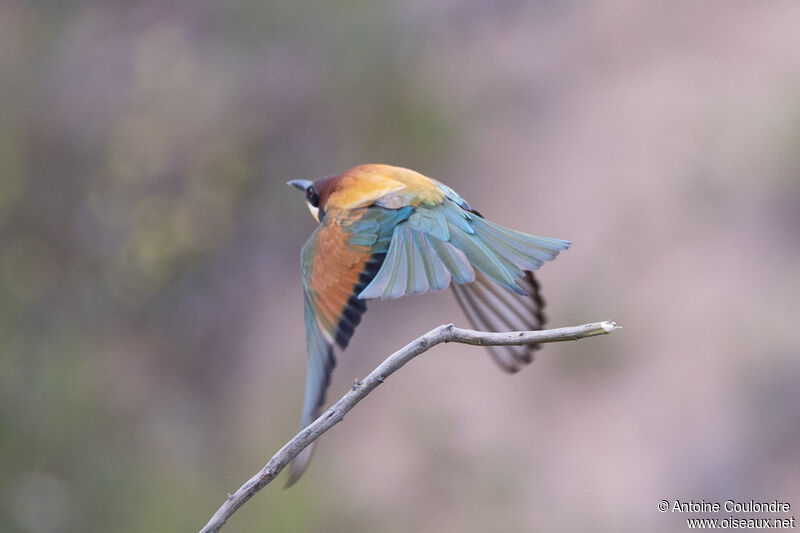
287 179 322 222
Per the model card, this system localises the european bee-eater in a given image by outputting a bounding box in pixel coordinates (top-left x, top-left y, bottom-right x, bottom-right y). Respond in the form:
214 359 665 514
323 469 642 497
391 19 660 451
286 164 570 485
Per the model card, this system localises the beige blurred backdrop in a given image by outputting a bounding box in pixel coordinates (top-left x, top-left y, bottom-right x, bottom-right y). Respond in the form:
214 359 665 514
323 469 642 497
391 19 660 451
1 2 799 532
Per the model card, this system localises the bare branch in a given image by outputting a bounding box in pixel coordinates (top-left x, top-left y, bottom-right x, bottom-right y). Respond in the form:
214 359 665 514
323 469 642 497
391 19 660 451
198 321 619 533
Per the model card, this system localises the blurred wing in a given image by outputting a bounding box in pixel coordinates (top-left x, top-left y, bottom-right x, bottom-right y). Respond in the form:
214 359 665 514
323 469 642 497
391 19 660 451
359 198 570 300
287 207 411 485
452 270 547 373
286 290 339 487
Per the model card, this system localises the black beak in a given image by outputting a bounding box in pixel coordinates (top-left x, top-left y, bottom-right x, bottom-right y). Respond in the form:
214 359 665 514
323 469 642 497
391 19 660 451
287 179 313 192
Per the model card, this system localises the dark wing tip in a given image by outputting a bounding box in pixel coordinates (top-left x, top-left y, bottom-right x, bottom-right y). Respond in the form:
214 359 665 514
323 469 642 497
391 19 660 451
332 249 387 350
452 269 548 373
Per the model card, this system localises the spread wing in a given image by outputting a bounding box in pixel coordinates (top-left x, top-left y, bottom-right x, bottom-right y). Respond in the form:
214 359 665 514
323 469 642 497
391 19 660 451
359 197 570 300
358 194 569 373
287 206 412 485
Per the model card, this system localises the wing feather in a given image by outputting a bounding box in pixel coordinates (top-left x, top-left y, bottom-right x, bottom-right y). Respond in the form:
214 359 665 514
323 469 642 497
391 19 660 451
288 206 410 485
354 193 567 376
359 198 569 301
452 270 547 372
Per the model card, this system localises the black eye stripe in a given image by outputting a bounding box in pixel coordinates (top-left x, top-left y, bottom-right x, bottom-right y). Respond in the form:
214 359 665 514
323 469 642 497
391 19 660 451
306 187 320 207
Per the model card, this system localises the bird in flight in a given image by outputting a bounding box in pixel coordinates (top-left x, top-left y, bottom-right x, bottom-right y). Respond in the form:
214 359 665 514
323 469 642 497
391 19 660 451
286 164 570 484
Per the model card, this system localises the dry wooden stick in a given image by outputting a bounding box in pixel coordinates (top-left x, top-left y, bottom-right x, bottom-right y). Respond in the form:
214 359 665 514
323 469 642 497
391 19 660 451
199 321 619 533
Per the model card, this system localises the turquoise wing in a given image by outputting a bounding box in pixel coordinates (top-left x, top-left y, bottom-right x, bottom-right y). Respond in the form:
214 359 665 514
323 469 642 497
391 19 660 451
359 197 570 300
357 190 569 373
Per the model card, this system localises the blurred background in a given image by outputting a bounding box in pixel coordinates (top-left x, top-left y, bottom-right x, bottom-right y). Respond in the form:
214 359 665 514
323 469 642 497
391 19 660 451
1 1 799 532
